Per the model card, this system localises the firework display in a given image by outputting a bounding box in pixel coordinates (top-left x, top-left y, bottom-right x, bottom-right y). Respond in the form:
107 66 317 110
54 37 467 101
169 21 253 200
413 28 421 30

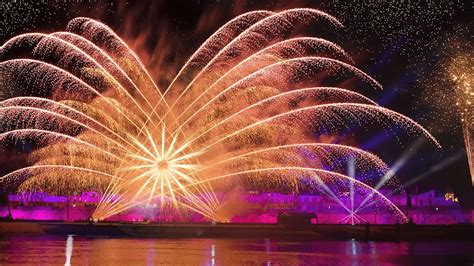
450 54 473 186
0 9 440 222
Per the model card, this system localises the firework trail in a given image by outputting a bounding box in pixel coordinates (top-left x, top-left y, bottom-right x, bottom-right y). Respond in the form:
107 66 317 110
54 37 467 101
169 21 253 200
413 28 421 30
450 53 473 187
0 8 439 222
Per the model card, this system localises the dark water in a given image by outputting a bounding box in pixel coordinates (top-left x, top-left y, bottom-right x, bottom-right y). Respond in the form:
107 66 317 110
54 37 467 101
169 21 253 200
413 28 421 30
0 235 472 265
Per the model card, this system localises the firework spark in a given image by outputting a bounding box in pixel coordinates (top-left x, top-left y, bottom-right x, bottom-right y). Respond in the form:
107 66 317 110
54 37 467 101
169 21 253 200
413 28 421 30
450 54 473 186
0 8 439 222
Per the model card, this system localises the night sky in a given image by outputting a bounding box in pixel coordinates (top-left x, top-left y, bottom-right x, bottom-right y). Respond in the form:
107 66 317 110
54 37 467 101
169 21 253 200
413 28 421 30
0 1 472 205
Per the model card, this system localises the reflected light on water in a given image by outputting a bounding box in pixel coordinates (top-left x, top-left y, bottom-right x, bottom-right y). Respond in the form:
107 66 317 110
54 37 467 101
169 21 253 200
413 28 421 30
265 238 271 254
0 237 471 265
369 241 377 255
211 244 215 266
64 235 73 266
350 238 357 256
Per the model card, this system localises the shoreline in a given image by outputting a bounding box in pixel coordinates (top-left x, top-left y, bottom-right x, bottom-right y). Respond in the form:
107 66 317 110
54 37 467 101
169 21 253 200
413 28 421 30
1 221 472 241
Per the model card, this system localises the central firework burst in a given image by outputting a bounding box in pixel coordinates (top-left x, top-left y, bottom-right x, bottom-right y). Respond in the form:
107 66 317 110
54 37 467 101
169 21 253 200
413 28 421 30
0 8 439 222
100 127 216 221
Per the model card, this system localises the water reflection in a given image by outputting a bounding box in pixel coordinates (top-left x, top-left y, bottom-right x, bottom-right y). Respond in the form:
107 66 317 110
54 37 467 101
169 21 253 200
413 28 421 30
264 238 271 265
210 244 215 266
0 236 471 265
349 238 357 256
64 234 73 266
146 239 155 266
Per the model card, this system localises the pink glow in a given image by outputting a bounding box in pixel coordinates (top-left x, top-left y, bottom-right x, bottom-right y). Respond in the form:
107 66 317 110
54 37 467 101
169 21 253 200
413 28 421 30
2 190 470 224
